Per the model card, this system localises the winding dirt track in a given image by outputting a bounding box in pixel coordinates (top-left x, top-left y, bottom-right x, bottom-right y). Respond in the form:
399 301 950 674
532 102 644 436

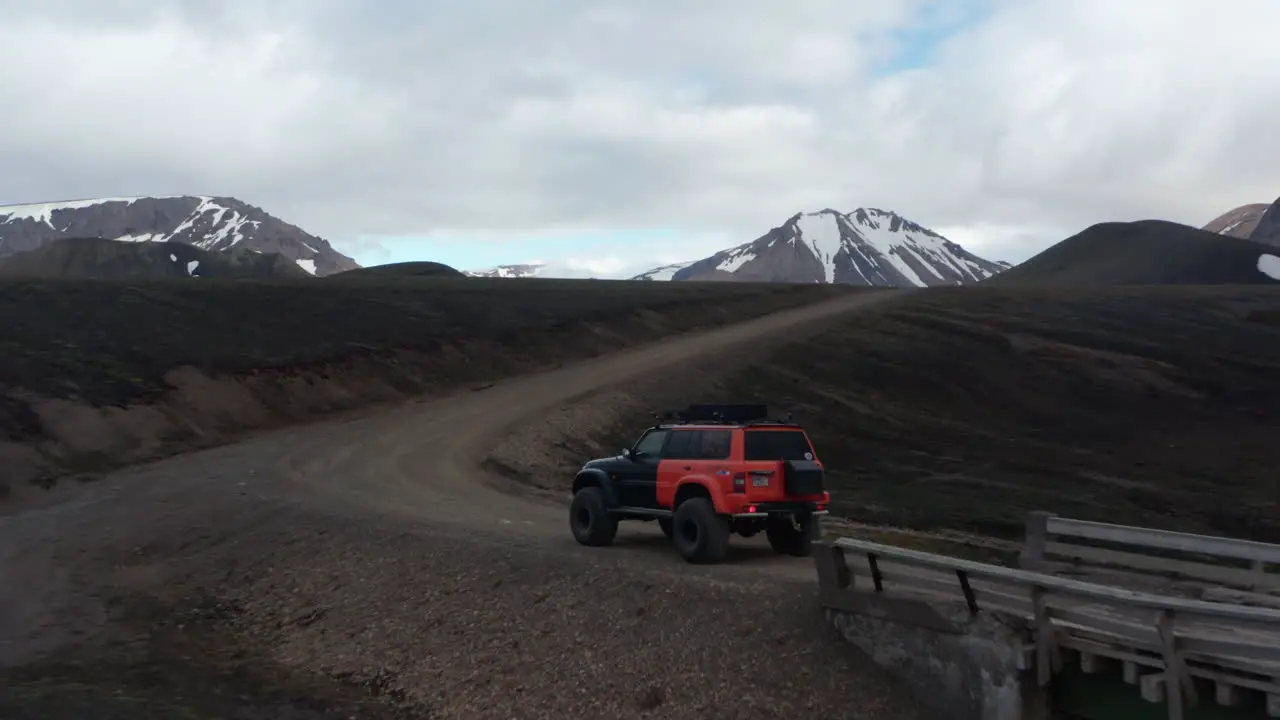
0 289 931 719
282 289 909 533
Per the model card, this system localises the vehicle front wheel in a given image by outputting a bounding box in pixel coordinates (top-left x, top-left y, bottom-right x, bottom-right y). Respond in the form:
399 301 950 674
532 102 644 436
765 515 813 557
569 486 618 547
671 498 730 564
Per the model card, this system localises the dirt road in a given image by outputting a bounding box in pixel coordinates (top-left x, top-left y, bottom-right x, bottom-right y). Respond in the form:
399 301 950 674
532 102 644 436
0 289 930 719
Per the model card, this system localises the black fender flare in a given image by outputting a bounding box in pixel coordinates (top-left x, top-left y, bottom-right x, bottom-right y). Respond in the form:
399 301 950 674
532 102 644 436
572 468 620 508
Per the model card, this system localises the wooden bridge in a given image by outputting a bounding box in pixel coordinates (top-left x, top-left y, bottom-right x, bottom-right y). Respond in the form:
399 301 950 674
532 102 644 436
814 512 1280 720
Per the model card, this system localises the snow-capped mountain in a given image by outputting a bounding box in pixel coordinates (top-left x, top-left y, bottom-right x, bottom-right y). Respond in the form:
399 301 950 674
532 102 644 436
464 261 615 279
634 208 1004 286
630 261 696 281
0 195 359 276
465 262 547 278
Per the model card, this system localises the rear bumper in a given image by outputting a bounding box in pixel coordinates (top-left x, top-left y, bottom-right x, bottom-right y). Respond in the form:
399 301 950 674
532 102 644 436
730 501 829 519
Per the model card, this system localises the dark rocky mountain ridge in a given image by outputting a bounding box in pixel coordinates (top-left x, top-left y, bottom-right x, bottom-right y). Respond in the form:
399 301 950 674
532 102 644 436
0 237 311 280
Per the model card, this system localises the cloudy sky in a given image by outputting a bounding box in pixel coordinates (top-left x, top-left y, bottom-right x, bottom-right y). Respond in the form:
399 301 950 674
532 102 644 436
1 0 1277 277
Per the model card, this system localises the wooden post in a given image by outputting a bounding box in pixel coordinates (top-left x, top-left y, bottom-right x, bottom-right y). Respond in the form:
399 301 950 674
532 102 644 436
1078 651 1107 674
1214 681 1241 707
956 569 979 616
1021 511 1053 571
867 552 884 592
1140 674 1166 704
1156 609 1196 720
1030 585 1061 687
832 545 853 589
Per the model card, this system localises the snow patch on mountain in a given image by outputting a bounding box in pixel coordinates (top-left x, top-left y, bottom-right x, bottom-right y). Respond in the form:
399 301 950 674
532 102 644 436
795 212 843 283
1220 218 1247 235
1259 254 1280 280
714 246 756 274
0 195 253 248
0 197 174 228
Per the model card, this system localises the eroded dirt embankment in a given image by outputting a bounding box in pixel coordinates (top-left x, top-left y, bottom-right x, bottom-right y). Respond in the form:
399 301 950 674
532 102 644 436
0 280 862 502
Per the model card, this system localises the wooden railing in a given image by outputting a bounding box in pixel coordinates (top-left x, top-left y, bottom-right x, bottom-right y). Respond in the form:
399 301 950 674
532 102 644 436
820 537 1280 720
1020 511 1280 594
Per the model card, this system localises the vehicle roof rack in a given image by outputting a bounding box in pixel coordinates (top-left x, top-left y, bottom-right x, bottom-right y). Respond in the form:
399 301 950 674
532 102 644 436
656 404 797 426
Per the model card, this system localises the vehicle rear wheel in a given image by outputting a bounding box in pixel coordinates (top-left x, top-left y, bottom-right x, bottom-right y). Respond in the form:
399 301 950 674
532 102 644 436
671 498 730 564
569 486 618 547
766 515 813 557
658 517 674 539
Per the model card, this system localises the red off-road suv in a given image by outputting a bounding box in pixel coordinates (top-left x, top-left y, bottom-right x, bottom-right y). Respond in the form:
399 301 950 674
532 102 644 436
567 404 830 564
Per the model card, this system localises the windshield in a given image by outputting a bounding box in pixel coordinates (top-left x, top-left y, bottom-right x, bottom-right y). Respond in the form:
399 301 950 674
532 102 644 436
632 429 668 456
743 429 815 461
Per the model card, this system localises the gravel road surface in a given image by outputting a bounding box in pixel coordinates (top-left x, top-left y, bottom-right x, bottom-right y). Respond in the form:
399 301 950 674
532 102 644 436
0 290 932 719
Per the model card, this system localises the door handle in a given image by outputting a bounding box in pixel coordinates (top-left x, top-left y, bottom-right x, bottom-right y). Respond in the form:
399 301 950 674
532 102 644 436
683 466 691 471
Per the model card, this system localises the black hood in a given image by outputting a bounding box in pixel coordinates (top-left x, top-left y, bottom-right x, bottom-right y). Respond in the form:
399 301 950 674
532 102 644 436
583 454 628 470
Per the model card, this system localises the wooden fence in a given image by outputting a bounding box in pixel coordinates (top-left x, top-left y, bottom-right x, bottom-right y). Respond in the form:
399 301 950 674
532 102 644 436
819 536 1280 720
1020 511 1280 596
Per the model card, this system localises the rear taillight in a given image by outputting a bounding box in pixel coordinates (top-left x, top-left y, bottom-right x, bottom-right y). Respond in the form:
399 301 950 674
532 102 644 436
732 472 746 493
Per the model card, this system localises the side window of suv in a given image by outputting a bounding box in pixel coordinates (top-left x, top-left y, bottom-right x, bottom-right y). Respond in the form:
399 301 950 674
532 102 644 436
695 429 733 460
632 429 668 457
663 430 701 459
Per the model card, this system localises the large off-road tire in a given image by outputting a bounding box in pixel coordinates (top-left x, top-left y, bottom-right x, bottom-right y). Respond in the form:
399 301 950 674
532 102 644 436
671 498 730 564
569 486 618 547
766 515 814 557
658 517 674 539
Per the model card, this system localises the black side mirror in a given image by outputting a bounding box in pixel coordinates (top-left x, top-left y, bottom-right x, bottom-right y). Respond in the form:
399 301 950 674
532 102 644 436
621 448 632 459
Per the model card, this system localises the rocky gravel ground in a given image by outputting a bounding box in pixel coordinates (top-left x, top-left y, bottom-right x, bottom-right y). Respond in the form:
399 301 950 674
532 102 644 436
0 483 929 719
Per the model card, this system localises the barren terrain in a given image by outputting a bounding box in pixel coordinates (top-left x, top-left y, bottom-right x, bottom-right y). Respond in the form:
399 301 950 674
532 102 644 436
0 286 926 719
7 275 1280 719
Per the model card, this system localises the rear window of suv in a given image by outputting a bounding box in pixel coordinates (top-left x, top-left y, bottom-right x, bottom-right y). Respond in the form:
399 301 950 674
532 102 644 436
743 429 816 461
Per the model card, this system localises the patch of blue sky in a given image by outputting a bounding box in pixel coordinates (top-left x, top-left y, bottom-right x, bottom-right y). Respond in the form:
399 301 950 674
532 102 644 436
878 0 992 75
346 228 685 271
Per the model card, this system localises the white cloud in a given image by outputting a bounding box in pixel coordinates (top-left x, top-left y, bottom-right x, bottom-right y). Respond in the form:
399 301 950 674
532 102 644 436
0 0 1277 272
